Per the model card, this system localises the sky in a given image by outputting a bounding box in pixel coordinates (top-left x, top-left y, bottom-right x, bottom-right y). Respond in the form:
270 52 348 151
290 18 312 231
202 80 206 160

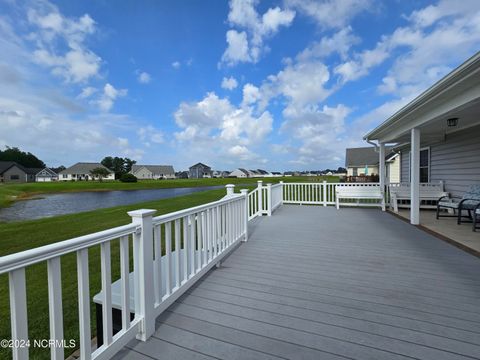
0 0 479 171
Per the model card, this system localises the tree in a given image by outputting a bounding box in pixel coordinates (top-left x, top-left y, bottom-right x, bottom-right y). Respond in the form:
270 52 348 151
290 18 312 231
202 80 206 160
337 167 347 174
101 156 137 179
90 167 111 182
0 146 45 168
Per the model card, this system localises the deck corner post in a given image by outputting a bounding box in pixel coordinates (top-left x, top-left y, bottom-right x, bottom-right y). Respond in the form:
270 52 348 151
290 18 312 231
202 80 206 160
279 181 284 205
410 128 421 225
257 181 263 215
128 208 157 341
225 184 235 196
240 189 249 241
266 183 272 216
379 142 386 211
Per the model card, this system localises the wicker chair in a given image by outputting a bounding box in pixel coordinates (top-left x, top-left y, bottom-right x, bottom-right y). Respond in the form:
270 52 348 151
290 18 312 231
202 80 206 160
474 204 480 232
436 185 480 225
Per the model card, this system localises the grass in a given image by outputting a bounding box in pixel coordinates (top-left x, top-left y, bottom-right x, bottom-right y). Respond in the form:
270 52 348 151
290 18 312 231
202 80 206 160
0 188 233 360
0 176 339 210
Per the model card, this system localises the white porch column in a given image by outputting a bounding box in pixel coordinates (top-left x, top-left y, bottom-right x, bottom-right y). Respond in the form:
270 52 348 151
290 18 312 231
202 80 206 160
410 128 420 225
379 143 386 212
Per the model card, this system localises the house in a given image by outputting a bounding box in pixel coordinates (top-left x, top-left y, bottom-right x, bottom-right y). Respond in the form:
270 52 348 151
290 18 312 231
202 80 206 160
345 146 400 183
130 165 175 180
35 168 58 182
0 161 41 183
364 51 480 225
189 163 212 178
212 170 230 178
229 168 251 178
59 162 115 181
175 171 189 179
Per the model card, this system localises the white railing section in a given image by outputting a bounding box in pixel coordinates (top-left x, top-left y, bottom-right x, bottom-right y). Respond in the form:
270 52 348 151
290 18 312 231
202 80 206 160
0 185 248 360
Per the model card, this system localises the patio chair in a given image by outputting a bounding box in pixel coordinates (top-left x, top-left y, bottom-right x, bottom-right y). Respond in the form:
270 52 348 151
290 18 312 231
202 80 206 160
436 184 480 225
474 204 480 232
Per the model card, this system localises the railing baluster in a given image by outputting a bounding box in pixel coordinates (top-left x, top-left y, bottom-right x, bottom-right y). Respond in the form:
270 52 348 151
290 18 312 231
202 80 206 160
189 215 195 277
196 213 202 270
101 241 113 346
165 222 171 297
153 226 162 305
9 268 29 360
206 209 212 262
202 212 207 265
182 216 188 284
77 249 91 360
120 235 131 329
47 257 64 360
213 207 218 257
174 219 181 289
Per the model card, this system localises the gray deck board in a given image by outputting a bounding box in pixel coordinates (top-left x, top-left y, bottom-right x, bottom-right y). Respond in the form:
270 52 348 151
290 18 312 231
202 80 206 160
116 205 480 359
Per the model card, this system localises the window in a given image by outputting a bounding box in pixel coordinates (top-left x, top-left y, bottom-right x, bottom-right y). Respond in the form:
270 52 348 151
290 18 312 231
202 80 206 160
10 175 19 180
62 174 67 178
420 148 429 183
352 168 358 176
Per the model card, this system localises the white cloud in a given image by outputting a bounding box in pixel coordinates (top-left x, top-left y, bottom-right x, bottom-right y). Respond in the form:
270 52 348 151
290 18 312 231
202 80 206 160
97 83 127 112
241 83 261 106
27 2 101 83
137 71 151 84
285 0 372 29
172 61 181 69
221 0 295 66
174 92 272 165
137 126 164 145
78 86 97 99
221 76 238 90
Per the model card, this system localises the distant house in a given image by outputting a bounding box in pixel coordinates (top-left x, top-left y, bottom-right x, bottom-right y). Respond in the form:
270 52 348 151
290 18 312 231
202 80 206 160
175 171 189 179
189 163 212 178
345 146 400 183
130 165 175 180
229 168 251 178
0 161 40 183
35 168 58 182
212 170 230 178
59 162 115 181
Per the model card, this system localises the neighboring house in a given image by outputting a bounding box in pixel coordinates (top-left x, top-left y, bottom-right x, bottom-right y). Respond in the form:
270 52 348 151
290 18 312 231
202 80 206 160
59 162 115 181
229 168 251 178
0 161 40 183
175 171 189 179
189 163 212 178
364 51 480 225
35 168 59 182
345 146 400 183
130 165 175 180
212 170 230 178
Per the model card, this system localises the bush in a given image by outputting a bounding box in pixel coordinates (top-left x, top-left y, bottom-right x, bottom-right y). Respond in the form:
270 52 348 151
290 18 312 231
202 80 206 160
119 173 137 183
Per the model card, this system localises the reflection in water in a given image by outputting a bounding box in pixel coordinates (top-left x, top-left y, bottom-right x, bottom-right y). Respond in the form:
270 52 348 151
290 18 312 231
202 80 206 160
0 186 224 222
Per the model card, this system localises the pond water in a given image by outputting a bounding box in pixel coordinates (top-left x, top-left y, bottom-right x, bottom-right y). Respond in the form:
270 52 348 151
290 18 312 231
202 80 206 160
0 186 225 222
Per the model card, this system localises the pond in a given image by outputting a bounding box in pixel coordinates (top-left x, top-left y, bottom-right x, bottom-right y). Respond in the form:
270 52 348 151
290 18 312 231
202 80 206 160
0 186 225 222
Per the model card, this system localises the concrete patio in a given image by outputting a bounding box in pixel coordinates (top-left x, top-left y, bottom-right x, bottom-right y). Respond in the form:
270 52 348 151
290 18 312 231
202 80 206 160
113 205 480 360
396 209 480 255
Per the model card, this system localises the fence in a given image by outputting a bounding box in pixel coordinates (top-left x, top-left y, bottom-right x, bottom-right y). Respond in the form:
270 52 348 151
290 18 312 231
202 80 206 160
0 188 248 360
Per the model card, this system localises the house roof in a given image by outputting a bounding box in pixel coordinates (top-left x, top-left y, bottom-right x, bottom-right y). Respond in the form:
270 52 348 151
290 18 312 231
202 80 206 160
131 165 175 175
0 161 17 174
60 162 113 174
189 162 211 170
36 167 58 176
345 147 397 167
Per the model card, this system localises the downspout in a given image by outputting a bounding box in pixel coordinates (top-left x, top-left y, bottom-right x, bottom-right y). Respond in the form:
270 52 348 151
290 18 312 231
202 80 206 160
366 138 379 152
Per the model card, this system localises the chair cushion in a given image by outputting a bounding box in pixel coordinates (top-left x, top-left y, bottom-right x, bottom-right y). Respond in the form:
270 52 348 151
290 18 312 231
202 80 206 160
438 201 459 209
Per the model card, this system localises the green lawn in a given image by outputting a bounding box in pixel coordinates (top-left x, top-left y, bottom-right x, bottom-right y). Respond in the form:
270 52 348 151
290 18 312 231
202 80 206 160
0 188 234 360
0 176 339 209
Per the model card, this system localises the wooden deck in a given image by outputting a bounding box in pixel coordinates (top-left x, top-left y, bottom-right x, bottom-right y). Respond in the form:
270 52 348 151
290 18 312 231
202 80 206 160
113 205 480 360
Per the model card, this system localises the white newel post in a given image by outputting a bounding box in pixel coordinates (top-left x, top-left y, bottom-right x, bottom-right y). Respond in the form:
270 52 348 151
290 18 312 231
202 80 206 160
410 128 420 225
240 189 249 241
257 181 263 214
266 183 272 216
226 184 235 196
279 181 284 205
379 143 386 211
128 209 157 341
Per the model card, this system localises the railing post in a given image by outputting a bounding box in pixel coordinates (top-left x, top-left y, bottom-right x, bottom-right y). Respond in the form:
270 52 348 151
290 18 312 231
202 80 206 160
225 184 235 196
240 189 249 241
279 181 284 205
266 183 272 216
257 181 263 215
323 181 327 207
128 209 157 341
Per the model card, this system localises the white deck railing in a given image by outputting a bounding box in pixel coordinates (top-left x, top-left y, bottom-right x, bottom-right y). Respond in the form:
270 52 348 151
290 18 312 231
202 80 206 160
0 181 381 360
0 186 248 360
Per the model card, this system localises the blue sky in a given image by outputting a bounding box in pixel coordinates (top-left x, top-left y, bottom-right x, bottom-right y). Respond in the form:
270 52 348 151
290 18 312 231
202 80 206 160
1 0 479 171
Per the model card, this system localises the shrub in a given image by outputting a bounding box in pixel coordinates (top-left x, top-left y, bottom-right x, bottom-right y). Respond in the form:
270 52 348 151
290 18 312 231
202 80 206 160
119 173 137 183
